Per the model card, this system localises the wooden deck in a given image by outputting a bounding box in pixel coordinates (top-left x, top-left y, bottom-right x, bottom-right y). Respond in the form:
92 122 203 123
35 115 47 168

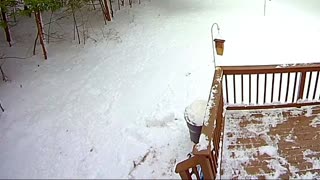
221 105 320 179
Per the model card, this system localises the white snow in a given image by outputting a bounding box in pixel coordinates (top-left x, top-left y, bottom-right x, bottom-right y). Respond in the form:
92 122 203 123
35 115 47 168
290 109 303 117
265 159 288 179
284 133 296 143
185 100 207 126
294 172 319 179
303 149 320 169
1 0 320 178
196 134 209 151
310 116 320 128
259 146 278 157
203 84 218 127
305 107 314 117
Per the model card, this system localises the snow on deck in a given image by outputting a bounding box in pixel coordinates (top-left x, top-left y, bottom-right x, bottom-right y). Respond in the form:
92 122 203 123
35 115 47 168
221 105 320 179
1 0 320 178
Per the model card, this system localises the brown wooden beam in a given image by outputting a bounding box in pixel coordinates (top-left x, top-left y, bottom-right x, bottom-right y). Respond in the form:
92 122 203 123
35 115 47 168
226 101 320 110
220 63 320 75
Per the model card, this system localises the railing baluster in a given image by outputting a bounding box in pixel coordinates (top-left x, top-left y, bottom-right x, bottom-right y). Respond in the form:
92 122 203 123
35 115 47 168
292 72 298 102
256 74 259 104
271 73 275 102
233 74 236 103
249 74 251 104
225 75 229 103
264 73 267 103
241 74 244 103
192 167 201 180
285 73 290 102
306 72 313 99
298 72 307 100
313 71 320 100
278 73 283 102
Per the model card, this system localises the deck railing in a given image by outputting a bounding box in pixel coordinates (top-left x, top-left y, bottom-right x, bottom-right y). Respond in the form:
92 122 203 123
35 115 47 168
175 63 320 180
175 67 224 179
222 63 320 110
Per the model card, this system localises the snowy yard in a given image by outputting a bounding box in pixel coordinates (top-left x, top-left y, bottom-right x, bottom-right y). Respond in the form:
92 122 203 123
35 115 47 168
1 0 320 178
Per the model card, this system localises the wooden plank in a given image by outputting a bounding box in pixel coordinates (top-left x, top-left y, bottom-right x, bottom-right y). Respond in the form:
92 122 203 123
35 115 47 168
225 75 229 103
298 72 306 99
313 71 320 99
179 171 192 180
222 106 320 178
278 73 283 101
292 72 298 102
193 67 223 156
220 63 320 75
199 156 215 179
226 101 320 110
285 73 290 102
306 72 313 99
233 74 236 103
241 74 244 102
271 73 275 102
175 156 199 173
264 74 267 103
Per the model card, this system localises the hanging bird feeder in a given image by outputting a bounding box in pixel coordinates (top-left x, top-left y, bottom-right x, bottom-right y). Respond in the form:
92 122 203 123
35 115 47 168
214 38 225 56
211 23 225 67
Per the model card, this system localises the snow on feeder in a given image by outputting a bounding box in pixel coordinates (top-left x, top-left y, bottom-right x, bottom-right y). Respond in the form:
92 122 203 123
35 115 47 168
214 39 225 56
184 100 207 143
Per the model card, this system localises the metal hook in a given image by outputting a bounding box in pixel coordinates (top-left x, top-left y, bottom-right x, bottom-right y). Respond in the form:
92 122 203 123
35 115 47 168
211 23 220 68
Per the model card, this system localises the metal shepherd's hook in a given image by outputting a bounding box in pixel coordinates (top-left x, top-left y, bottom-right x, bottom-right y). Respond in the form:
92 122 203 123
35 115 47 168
211 23 220 68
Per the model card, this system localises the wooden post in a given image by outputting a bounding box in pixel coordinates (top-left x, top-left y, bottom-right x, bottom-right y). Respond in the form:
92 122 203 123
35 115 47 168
298 72 306 100
179 170 192 180
199 156 214 179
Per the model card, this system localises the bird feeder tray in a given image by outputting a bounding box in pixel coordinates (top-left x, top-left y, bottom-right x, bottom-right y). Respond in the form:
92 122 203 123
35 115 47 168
214 39 225 56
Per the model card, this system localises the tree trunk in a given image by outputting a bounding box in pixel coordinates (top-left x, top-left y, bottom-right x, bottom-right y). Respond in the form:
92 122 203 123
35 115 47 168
35 11 48 60
0 101 4 112
33 30 39 55
103 0 112 21
129 0 132 8
99 0 107 24
71 6 80 44
1 8 12 47
47 11 54 43
91 0 96 10
109 0 114 17
0 65 8 82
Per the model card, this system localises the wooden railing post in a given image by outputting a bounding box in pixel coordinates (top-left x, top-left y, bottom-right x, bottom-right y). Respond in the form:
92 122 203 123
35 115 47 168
199 156 214 179
298 72 306 100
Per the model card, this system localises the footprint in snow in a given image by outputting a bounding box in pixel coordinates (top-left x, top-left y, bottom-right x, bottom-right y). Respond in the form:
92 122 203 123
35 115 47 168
145 113 175 128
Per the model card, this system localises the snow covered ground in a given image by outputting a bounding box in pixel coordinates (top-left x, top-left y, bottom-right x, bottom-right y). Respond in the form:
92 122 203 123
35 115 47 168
1 0 320 178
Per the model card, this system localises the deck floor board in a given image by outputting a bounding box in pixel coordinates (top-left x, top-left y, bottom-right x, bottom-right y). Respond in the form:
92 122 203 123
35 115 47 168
221 105 320 179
